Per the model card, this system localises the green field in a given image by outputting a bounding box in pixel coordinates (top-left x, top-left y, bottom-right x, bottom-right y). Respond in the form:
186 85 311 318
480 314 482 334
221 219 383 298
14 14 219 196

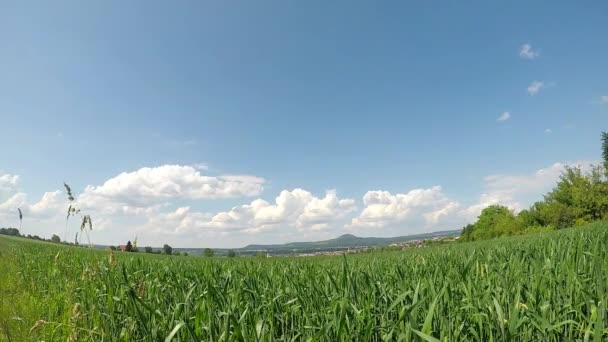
1 223 607 341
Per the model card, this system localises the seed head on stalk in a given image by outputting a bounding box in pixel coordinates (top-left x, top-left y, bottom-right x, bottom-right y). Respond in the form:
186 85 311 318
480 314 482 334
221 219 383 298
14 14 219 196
63 182 94 247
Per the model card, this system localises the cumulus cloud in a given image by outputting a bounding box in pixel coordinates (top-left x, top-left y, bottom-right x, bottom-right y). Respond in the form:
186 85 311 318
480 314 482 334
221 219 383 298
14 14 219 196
2 160 600 247
79 165 265 208
519 43 540 59
0 174 29 214
0 174 20 200
0 193 27 213
497 112 511 122
29 191 64 217
136 189 356 238
527 81 544 95
0 174 64 223
348 186 459 229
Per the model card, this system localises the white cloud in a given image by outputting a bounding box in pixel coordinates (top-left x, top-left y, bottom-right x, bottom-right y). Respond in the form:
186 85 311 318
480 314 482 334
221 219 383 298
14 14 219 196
29 191 64 217
79 165 265 208
1 160 600 247
0 193 27 213
545 128 552 133
527 81 544 95
140 189 356 237
519 43 540 59
497 112 511 122
461 161 595 220
192 163 209 170
0 175 27 215
600 96 608 104
0 173 64 232
0 174 20 200
348 186 459 229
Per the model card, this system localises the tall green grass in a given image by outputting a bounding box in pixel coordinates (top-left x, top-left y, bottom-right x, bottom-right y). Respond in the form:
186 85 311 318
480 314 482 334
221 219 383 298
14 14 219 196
1 223 608 341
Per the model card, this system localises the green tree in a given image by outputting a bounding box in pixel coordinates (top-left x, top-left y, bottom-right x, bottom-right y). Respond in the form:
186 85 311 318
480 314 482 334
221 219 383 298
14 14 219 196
256 251 267 258
109 246 117 251
460 224 474 241
0 228 20 236
51 234 61 243
125 241 133 252
602 131 608 173
227 250 236 258
163 244 172 255
204 248 215 257
144 246 153 253
463 205 521 241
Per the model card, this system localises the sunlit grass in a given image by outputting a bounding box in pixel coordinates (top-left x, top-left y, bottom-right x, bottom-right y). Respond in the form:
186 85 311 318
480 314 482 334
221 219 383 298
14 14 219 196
1 223 607 341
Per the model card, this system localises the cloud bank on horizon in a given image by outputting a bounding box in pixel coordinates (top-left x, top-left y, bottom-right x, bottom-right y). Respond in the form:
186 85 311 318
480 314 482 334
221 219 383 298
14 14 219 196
0 161 596 248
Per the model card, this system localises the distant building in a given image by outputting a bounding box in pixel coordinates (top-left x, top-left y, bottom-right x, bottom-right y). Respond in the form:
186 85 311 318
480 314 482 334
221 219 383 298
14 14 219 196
118 245 127 252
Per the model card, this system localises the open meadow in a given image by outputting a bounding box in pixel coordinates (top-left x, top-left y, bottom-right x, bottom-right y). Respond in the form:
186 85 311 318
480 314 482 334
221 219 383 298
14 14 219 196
1 223 607 341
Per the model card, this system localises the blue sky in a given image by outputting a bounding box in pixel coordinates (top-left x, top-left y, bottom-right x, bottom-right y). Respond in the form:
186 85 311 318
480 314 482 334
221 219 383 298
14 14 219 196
1 1 606 247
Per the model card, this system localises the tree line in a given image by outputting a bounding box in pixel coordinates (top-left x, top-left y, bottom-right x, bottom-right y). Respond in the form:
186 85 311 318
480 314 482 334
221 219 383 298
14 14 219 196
461 132 608 241
0 228 73 245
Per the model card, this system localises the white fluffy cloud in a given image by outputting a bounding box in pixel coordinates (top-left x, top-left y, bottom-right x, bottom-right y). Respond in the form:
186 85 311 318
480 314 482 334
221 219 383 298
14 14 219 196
497 111 511 122
1 160 599 247
146 189 357 236
79 165 265 208
527 81 544 95
29 191 64 217
519 43 540 59
349 186 459 229
0 173 64 226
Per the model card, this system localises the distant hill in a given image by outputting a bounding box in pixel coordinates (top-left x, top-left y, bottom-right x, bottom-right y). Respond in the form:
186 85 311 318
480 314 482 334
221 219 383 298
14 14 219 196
239 229 461 253
91 229 462 256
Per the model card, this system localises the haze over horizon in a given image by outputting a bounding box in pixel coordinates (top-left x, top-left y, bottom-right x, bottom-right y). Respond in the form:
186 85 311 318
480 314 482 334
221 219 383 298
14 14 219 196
1 1 607 248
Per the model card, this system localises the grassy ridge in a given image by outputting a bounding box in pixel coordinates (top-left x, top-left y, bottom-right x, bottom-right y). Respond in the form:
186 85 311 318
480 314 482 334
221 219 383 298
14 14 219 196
1 223 608 341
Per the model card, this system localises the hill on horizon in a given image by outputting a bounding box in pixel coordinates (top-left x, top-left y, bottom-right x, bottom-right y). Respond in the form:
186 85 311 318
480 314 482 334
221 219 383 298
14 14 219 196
239 229 461 252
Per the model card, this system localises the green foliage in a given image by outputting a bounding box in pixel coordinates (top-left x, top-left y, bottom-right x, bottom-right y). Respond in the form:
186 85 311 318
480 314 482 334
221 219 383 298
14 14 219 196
463 133 608 241
125 240 133 252
204 248 215 257
227 249 236 258
144 246 153 253
462 205 522 241
2 224 608 340
602 131 608 173
51 234 61 243
163 244 172 255
0 228 20 237
109 246 117 251
256 251 267 258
